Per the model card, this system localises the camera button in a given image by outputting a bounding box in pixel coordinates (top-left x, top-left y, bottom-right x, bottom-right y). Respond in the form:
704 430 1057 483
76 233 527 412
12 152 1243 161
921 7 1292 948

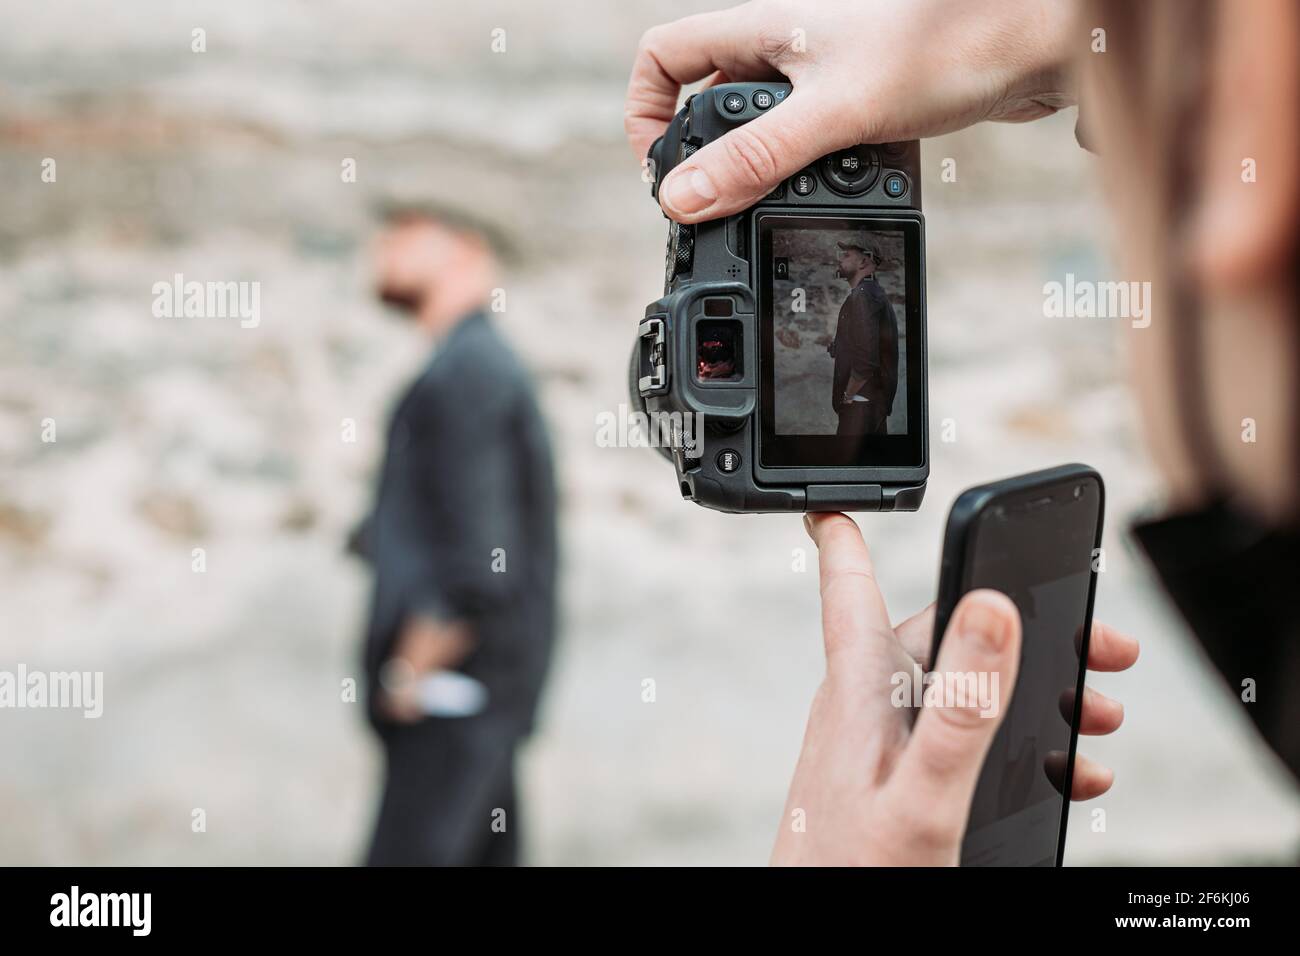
791 170 817 196
832 149 867 180
722 92 746 114
883 172 909 199
822 146 881 194
716 449 742 474
752 90 774 110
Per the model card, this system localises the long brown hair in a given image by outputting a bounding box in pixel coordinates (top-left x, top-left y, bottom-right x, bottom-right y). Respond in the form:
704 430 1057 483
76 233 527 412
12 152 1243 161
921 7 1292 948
1083 0 1300 500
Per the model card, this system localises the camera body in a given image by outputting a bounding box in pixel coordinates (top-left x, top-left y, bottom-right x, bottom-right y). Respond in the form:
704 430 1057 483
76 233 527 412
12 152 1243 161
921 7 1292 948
630 82 928 513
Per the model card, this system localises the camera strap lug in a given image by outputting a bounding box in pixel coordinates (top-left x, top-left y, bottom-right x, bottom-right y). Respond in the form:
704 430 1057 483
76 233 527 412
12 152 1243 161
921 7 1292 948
637 317 668 396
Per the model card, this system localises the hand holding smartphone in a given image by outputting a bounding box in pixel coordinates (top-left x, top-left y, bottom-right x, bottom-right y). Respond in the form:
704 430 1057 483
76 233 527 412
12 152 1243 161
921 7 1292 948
931 464 1105 866
773 466 1125 866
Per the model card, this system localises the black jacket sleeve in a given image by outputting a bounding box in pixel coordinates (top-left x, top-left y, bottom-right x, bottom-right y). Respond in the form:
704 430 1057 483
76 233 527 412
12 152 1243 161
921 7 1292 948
402 369 523 623
841 293 873 381
880 297 899 411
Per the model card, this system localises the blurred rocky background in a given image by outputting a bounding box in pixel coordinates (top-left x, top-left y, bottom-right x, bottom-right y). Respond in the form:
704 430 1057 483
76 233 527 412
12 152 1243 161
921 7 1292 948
0 0 1295 864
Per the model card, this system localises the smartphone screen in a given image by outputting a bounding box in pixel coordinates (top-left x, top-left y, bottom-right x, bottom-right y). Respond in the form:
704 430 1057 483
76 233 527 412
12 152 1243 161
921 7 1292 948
941 473 1102 866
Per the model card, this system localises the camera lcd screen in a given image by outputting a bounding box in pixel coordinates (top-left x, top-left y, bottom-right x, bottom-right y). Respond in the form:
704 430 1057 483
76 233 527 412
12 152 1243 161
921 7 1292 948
756 214 923 468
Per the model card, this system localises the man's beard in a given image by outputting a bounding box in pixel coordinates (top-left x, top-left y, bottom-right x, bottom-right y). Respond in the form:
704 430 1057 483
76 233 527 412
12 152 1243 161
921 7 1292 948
379 287 423 314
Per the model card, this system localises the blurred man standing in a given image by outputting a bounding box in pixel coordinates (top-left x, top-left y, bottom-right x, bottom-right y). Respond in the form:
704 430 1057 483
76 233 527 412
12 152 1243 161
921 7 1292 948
357 205 557 866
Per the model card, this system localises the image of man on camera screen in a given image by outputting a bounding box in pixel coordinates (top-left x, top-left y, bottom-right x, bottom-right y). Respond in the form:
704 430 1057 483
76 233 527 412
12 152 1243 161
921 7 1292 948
829 237 899 437
771 229 907 440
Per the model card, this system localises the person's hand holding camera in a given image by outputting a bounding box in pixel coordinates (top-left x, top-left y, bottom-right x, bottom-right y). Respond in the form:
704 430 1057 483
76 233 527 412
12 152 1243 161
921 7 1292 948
771 514 1137 865
626 0 1077 224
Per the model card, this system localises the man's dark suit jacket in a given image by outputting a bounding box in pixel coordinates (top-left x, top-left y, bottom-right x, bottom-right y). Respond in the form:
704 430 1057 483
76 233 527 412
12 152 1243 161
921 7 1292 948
360 311 557 738
830 276 900 415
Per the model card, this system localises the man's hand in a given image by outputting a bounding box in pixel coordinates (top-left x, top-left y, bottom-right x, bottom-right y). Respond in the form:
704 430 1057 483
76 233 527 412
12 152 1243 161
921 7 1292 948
843 372 870 402
770 512 1138 866
626 0 1078 223
378 614 476 723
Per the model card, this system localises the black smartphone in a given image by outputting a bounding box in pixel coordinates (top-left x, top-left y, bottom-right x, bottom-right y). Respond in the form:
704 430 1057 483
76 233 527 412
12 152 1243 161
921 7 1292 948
931 464 1104 867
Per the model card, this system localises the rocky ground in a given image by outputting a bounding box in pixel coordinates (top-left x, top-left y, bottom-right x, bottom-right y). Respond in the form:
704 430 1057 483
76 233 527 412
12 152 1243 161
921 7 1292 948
0 0 1296 865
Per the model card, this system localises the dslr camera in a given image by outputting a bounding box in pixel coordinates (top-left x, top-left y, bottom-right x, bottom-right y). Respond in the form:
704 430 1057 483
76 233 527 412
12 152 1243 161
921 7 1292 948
630 82 928 513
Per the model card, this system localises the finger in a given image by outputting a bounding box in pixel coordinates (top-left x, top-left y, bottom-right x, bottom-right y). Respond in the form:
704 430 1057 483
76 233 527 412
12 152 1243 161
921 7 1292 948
702 61 788 87
1058 684 1124 736
886 590 1022 835
804 512 894 665
893 603 936 667
1045 750 1115 800
701 69 731 90
1069 752 1115 800
1086 621 1140 673
898 611 1139 676
624 6 769 160
657 90 855 222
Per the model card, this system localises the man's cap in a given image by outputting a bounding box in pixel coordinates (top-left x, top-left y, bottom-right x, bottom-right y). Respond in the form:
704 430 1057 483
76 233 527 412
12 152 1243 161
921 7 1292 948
836 237 884 262
371 196 520 265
